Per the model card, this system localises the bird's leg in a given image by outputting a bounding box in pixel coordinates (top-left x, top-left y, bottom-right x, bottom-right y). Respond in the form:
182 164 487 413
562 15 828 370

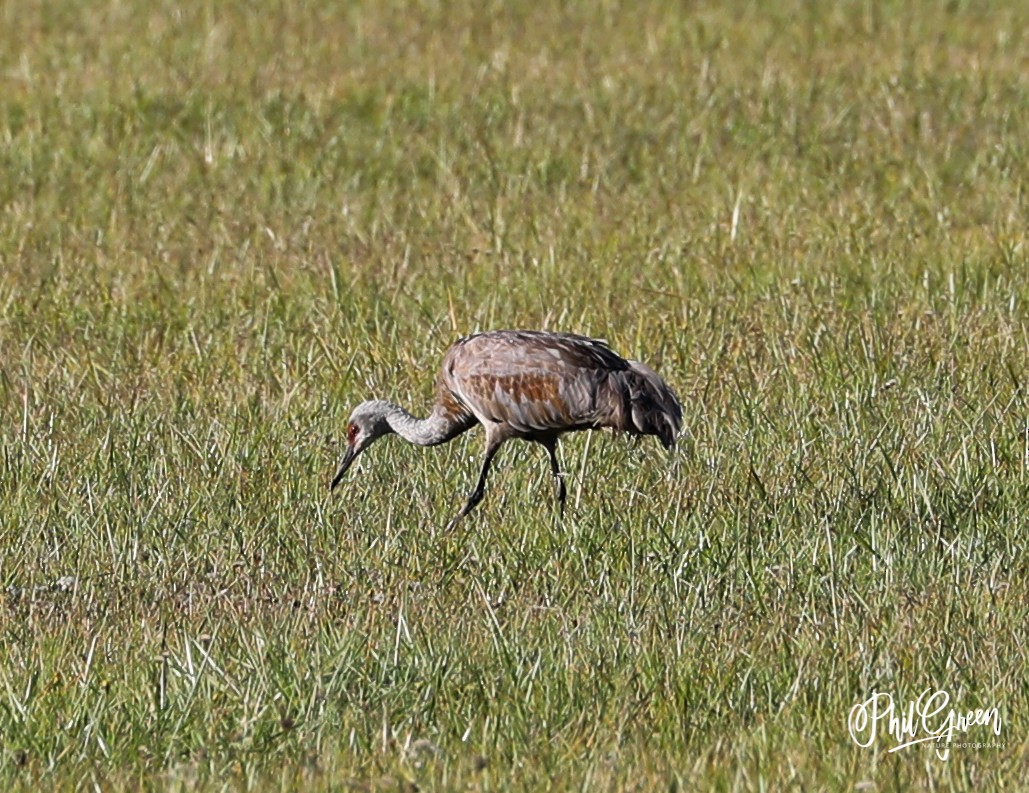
447 439 502 530
542 439 566 516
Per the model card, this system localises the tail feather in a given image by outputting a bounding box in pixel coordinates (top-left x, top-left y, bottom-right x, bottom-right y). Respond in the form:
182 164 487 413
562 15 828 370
600 362 683 449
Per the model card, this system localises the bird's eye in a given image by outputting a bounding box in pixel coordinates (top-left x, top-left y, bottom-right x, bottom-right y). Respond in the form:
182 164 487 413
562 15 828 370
347 423 359 442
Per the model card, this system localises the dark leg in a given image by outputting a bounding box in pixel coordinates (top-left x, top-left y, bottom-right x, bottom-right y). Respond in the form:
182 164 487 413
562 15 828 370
447 438 502 529
542 439 566 516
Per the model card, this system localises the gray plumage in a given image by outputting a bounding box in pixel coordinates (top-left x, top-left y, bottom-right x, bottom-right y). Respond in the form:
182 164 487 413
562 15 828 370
331 330 682 525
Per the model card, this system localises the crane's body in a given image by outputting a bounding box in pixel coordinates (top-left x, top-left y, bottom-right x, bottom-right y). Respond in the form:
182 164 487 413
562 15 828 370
331 330 682 525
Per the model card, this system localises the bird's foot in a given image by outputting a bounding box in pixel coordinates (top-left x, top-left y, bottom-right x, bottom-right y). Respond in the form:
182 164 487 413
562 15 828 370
445 488 484 531
444 514 463 533
554 476 567 517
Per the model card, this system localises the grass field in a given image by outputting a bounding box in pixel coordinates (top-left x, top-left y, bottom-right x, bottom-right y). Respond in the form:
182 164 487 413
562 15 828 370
1 0 1027 789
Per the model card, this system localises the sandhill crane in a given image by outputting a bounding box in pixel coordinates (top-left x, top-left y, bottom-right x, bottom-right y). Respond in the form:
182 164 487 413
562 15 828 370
331 329 682 525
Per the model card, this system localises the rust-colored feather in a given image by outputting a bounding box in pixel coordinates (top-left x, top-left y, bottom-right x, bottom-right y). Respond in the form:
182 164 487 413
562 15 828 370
441 330 681 446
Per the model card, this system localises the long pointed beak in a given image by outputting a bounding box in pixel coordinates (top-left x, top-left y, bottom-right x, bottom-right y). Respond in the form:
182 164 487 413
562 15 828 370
330 446 357 490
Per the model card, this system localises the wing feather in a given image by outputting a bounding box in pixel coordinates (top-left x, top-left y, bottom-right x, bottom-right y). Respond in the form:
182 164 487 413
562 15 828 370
442 331 627 435
440 330 680 445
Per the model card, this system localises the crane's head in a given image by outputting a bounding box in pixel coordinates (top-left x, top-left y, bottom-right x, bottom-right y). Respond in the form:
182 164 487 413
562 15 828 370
330 400 395 490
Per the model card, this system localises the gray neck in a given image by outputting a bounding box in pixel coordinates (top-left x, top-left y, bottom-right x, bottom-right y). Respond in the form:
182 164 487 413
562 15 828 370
381 401 455 447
